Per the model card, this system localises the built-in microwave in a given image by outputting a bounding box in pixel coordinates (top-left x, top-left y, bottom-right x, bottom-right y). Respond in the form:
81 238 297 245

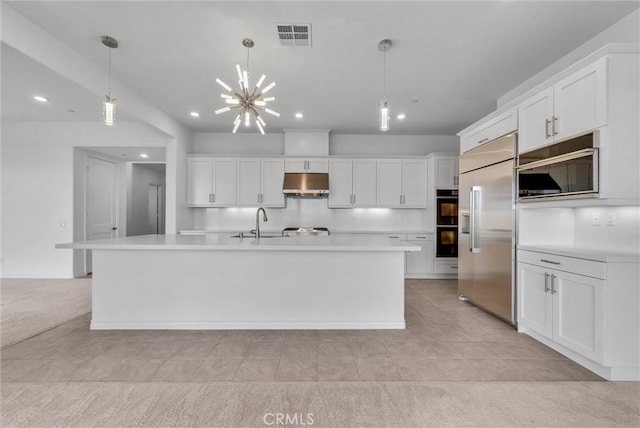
517 132 598 201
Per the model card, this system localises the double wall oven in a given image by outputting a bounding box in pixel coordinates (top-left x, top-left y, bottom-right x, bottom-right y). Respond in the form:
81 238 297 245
436 189 458 258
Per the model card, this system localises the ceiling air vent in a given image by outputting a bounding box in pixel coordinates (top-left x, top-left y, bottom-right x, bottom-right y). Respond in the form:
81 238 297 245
276 23 312 47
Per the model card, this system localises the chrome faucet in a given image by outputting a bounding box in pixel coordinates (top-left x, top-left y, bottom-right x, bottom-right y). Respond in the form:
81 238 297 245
255 207 268 239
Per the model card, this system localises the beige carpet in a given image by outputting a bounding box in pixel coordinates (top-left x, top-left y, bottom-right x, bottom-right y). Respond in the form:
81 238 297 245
1 278 91 347
2 381 638 427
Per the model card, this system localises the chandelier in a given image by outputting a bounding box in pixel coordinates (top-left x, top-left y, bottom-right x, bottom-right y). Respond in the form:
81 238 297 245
214 38 279 134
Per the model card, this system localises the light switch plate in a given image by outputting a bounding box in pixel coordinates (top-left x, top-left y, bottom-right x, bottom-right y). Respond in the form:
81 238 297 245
606 212 617 226
592 212 601 226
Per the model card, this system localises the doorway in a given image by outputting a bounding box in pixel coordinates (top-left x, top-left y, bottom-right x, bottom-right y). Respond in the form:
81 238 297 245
147 183 164 234
127 163 166 236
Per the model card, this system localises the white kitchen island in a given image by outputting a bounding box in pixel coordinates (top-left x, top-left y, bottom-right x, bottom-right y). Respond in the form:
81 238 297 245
57 234 418 330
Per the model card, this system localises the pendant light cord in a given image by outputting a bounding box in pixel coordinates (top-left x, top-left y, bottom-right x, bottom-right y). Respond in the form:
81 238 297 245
383 47 386 99
107 47 112 98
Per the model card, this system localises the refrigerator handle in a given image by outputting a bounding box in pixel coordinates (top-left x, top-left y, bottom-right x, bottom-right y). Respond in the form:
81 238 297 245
470 186 481 253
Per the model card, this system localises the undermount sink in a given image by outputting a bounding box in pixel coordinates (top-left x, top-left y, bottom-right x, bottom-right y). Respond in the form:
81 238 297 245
229 233 286 239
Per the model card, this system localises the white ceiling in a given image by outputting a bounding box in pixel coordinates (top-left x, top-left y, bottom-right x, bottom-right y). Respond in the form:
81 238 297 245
3 1 638 135
1 44 137 123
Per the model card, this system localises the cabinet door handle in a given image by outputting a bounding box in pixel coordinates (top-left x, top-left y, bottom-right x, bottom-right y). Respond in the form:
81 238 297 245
415 236 426 239
544 272 550 292
388 236 400 239
477 138 489 145
212 193 216 203
552 116 558 136
540 259 561 265
545 119 551 138
550 274 557 294
353 194 356 204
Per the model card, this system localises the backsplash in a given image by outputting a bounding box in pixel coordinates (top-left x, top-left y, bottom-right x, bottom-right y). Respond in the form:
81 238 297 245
193 198 431 233
574 206 640 253
519 206 639 254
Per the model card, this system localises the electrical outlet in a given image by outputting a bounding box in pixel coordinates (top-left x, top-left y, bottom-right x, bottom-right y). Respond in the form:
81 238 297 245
606 212 617 226
592 212 601 226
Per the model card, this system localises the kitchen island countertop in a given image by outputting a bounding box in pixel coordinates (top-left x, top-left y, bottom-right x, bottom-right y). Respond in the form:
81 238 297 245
57 234 420 252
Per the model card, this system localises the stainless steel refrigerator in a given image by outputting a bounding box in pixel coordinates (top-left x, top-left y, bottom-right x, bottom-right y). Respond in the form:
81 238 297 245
458 133 516 325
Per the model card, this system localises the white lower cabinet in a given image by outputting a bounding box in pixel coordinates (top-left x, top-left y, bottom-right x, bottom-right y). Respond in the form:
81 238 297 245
518 261 603 361
434 259 458 275
517 248 638 380
405 234 434 277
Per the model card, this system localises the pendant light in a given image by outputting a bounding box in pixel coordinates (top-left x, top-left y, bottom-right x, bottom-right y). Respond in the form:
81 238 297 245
378 39 392 132
101 35 118 126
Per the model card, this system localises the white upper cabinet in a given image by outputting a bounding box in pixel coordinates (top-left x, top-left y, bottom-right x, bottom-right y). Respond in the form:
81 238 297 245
328 160 353 207
260 158 285 207
188 158 237 207
459 107 517 154
236 158 262 205
518 87 555 153
376 160 403 206
553 58 607 141
434 155 459 189
376 159 428 208
352 160 377 206
518 57 607 153
402 159 428 207
237 158 284 207
285 158 329 173
328 159 376 207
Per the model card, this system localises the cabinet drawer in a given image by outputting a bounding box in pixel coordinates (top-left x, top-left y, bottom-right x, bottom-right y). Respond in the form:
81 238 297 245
518 249 606 279
434 260 459 274
385 234 408 241
407 233 432 241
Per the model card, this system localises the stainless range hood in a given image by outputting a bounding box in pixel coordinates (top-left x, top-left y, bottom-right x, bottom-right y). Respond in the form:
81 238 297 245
282 173 329 197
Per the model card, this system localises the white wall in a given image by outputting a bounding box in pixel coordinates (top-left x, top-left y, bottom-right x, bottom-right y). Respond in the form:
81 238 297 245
194 133 285 155
128 164 166 237
329 135 458 156
498 9 640 107
194 132 459 156
1 121 170 278
2 4 195 236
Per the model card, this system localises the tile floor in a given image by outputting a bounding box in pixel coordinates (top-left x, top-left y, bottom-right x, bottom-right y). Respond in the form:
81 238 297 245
1 279 602 383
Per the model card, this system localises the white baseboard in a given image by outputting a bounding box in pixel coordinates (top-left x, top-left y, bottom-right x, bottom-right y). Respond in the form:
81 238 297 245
91 320 407 330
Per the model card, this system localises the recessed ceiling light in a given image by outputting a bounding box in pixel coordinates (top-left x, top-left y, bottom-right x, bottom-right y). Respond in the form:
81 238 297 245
140 153 149 158
190 111 200 117
295 112 303 119
397 113 406 120
33 95 49 102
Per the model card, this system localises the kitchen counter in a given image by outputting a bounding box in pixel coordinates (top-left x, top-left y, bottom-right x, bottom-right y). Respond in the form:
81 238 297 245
57 234 415 330
518 244 639 263
57 234 419 252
